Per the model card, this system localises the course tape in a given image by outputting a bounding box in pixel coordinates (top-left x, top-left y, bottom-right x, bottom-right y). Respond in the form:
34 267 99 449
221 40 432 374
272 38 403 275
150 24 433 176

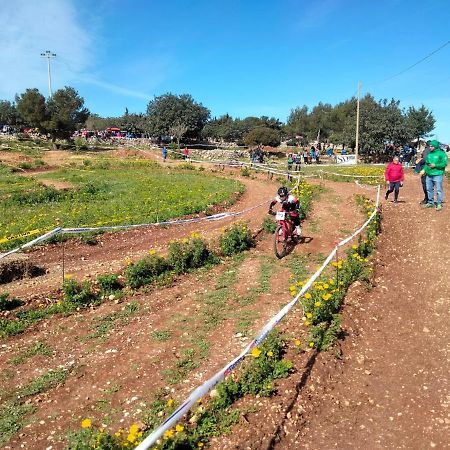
165 149 382 180
0 228 44 245
0 228 62 260
0 200 269 260
135 185 381 450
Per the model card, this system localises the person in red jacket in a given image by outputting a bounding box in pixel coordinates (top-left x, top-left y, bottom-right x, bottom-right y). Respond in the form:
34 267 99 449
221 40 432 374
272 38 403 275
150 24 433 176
384 156 404 203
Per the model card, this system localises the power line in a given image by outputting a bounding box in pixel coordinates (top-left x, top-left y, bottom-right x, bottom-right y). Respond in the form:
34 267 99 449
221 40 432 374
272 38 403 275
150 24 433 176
376 39 450 86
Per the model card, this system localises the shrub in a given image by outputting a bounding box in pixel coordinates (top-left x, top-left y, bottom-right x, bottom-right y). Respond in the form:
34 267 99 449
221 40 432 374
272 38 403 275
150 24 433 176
262 216 277 233
219 222 255 256
10 186 62 205
62 279 97 306
125 253 168 288
167 235 218 274
240 166 250 177
0 293 24 312
97 274 122 294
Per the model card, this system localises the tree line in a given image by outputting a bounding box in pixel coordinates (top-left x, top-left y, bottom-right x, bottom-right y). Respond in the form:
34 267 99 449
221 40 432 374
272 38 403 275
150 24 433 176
0 87 435 159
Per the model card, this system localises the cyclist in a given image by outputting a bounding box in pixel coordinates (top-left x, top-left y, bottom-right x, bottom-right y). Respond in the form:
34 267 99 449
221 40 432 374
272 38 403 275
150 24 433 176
268 186 302 236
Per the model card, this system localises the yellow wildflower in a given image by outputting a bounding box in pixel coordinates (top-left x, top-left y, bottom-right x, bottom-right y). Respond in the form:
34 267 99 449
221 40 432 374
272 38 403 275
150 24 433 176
198 443 204 448
294 339 301 347
129 424 140 435
176 424 184 433
304 293 311 299
314 301 321 307
167 398 174 407
81 418 92 429
267 351 273 357
352 244 358 250
306 312 313 318
304 320 311 326
309 342 315 348
251 347 261 358
322 294 331 301
64 273 73 280
148 249 156 255
164 429 174 439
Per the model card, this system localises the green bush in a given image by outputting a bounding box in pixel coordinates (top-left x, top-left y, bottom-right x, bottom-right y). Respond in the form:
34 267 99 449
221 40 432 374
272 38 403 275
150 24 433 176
262 216 277 233
125 254 168 288
97 274 122 294
0 293 24 312
62 279 97 306
240 166 250 177
219 222 255 256
10 186 62 205
167 236 218 274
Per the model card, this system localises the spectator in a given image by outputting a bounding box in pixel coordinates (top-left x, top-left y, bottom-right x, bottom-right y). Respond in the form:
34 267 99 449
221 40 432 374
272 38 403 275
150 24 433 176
303 149 309 165
414 144 430 204
287 153 293 171
183 147 190 160
423 140 448 211
162 146 168 162
384 156 404 203
294 152 302 171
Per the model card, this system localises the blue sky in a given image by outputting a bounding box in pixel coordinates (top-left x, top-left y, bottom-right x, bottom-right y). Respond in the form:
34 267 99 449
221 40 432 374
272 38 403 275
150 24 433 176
1 0 449 141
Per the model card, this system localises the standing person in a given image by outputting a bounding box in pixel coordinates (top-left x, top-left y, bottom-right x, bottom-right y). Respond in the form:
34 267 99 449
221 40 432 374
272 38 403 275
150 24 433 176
303 148 309 165
384 156 405 203
294 152 302 171
183 146 189 160
423 140 448 210
415 144 431 204
287 153 293 171
162 146 168 162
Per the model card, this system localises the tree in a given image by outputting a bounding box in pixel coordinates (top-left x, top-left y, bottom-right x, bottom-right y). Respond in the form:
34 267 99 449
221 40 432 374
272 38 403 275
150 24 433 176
285 106 310 143
146 93 210 139
169 122 188 148
15 88 48 130
244 127 281 147
84 114 119 130
0 100 19 126
45 87 89 141
119 109 147 135
406 105 435 145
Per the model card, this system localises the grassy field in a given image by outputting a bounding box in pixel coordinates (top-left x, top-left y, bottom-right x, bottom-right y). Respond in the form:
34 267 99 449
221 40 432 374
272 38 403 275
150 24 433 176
0 160 245 250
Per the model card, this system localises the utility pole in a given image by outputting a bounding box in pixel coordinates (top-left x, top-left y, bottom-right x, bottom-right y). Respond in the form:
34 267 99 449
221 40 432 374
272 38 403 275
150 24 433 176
40 50 56 97
355 82 361 164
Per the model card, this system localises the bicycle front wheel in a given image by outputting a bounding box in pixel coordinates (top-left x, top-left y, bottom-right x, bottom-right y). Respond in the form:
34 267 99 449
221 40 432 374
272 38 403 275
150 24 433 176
274 224 287 259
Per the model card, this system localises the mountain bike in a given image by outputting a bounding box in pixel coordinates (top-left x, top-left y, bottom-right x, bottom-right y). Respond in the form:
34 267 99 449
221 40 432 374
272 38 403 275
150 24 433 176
270 211 301 259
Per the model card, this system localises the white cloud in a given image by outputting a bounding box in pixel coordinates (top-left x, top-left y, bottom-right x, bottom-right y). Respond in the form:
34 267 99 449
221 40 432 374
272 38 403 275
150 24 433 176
295 0 343 30
0 0 162 102
0 0 92 99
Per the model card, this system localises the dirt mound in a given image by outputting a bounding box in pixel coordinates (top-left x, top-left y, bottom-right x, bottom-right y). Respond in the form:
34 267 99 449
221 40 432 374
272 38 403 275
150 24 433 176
0 254 46 285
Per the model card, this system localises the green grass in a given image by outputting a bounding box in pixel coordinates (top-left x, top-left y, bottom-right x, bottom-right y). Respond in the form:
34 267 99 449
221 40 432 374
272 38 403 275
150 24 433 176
0 160 245 250
10 341 53 365
150 330 172 341
18 368 68 397
81 301 139 341
0 368 69 446
0 401 35 447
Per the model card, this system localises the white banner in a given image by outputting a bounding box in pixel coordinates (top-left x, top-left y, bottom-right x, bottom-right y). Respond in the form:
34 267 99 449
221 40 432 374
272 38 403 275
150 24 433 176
336 154 356 165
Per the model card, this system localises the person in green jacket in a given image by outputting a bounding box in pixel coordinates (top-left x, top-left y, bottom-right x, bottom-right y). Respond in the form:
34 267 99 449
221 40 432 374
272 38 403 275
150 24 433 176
423 140 448 210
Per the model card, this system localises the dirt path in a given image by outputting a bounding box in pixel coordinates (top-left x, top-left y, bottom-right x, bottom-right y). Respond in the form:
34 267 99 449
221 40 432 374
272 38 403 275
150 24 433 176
269 172 450 449
0 173 367 449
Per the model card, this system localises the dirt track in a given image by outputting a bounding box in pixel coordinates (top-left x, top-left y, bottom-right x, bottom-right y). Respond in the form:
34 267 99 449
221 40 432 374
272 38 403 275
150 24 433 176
2 169 448 449
224 173 450 450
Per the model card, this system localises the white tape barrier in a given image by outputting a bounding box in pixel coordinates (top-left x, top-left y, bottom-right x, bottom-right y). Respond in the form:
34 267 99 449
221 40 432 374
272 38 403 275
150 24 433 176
135 185 381 450
0 200 269 260
0 228 62 259
165 149 382 181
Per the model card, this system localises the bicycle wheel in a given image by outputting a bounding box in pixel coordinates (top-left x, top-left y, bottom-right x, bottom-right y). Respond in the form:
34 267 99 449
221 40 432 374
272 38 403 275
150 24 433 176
273 224 287 259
